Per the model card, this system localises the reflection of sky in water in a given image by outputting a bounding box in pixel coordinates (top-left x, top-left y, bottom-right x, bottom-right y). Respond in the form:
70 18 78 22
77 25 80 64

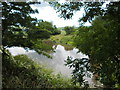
7 45 88 77
7 45 98 87
7 47 35 56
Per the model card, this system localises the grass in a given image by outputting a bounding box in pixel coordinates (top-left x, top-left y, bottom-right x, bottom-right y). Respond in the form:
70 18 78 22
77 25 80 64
2 52 78 88
50 31 74 50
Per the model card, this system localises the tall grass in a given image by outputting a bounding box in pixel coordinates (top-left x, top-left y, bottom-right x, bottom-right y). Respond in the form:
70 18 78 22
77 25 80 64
2 51 77 88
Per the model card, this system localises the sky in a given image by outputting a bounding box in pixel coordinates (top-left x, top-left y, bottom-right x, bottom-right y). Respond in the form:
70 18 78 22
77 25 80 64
30 1 109 28
30 2 91 27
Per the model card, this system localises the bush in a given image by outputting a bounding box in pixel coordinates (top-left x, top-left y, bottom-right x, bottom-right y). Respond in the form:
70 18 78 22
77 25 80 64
2 50 76 88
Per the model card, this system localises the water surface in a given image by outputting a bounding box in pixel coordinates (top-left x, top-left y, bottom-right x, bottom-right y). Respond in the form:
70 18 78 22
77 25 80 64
8 45 102 87
27 45 88 77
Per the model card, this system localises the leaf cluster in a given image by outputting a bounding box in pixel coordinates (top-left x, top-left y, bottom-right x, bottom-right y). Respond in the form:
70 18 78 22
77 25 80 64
65 56 90 87
74 16 120 87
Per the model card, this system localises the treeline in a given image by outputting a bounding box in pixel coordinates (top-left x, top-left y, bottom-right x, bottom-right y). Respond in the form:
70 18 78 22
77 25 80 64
63 26 76 35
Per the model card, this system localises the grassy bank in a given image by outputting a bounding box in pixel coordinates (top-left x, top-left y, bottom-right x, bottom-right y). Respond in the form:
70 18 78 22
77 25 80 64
50 31 74 50
2 51 78 88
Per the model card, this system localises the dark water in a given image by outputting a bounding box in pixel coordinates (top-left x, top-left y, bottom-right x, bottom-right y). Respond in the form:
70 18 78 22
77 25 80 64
7 45 103 87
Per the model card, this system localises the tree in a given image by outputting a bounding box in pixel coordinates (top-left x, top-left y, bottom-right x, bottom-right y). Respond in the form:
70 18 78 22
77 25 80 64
74 16 120 87
2 2 58 88
65 57 90 87
52 25 61 35
2 2 38 47
50 2 120 24
64 26 75 35
50 2 104 23
51 2 120 87
2 2 55 56
36 20 61 35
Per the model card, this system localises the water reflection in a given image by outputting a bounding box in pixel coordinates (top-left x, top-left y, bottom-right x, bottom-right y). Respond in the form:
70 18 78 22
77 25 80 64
27 45 88 77
27 45 96 87
7 45 102 87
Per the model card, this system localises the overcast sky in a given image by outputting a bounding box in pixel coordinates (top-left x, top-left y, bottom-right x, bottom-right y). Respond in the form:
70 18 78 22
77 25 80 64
30 2 91 27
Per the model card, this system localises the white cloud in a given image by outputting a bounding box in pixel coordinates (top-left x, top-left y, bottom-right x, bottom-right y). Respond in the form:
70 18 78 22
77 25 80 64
30 2 91 27
58 0 66 4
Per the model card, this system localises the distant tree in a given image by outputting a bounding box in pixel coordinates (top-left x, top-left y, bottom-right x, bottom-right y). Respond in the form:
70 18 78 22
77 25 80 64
52 25 61 35
64 26 75 35
36 21 61 35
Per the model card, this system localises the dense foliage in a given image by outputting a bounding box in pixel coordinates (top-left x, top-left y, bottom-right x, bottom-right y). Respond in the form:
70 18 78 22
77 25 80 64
2 1 120 88
2 48 75 88
52 2 120 88
2 2 60 55
2 2 38 47
2 2 61 88
74 17 120 87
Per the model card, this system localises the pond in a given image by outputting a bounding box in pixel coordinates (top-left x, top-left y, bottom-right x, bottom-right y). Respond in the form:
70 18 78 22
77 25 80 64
27 45 88 77
7 45 102 88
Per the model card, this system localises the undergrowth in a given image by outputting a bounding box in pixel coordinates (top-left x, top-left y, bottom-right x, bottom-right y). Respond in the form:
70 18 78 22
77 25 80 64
2 50 78 88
